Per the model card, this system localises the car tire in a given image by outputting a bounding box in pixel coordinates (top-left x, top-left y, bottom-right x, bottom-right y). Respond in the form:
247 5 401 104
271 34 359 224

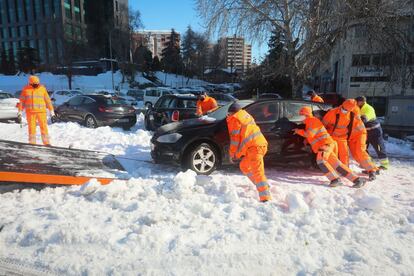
144 115 154 131
85 115 97 128
185 142 219 175
145 102 152 109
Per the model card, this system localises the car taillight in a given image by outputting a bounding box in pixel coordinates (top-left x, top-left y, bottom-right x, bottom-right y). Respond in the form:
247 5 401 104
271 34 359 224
98 106 113 112
172 110 179 122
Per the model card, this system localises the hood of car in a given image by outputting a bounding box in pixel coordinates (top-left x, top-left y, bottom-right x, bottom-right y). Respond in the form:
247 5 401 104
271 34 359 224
155 116 221 136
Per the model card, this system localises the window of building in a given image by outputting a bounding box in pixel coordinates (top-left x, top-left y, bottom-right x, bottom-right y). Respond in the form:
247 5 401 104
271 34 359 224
44 0 51 17
52 0 61 18
29 39 35 48
10 27 17 38
47 38 55 63
116 1 119 11
16 0 24 22
33 0 41 19
64 0 71 19
19 26 25 37
26 25 33 36
65 23 73 39
56 38 63 62
74 26 81 40
352 54 370 66
23 0 30 21
74 0 81 22
0 28 5 40
38 39 46 63
47 24 53 35
7 0 15 23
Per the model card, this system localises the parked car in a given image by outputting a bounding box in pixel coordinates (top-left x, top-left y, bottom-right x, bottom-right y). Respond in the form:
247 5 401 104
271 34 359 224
51 90 83 107
114 95 138 107
151 99 331 174
258 93 283 99
54 94 137 130
0 92 19 122
124 89 145 101
145 93 236 131
143 87 174 109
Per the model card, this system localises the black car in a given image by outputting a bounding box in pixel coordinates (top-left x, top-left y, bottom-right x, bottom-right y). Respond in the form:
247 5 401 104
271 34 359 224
54 94 137 130
145 93 235 131
151 99 331 174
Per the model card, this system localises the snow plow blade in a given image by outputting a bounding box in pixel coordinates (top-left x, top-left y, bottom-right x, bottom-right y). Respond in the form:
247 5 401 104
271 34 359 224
0 140 124 185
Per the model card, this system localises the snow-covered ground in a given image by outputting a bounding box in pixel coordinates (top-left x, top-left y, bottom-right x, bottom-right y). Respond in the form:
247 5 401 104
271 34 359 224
155 71 209 88
0 72 153 93
0 118 414 275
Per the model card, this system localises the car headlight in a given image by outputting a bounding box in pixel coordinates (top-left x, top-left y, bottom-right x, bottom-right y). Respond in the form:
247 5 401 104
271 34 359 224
156 133 182 143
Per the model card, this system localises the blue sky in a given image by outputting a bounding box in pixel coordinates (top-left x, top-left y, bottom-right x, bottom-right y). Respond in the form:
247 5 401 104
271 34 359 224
130 0 267 62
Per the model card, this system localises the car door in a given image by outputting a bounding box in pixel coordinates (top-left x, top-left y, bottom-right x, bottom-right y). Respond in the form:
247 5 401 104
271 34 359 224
65 96 85 122
245 101 282 159
153 96 174 127
279 101 312 158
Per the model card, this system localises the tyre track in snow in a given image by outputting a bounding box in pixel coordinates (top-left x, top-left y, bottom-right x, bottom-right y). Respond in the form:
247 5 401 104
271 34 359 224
0 258 54 276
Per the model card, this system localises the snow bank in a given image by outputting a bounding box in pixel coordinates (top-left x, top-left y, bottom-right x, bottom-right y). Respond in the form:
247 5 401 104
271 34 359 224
0 117 414 275
155 71 209 88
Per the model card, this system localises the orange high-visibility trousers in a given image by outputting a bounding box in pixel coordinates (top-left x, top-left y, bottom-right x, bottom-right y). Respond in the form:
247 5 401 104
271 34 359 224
332 137 349 166
316 143 358 182
239 146 271 202
26 112 50 145
349 134 377 172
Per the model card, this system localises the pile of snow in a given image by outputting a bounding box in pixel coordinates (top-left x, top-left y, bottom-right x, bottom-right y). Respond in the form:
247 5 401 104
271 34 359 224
155 71 209 88
0 117 414 275
0 71 153 93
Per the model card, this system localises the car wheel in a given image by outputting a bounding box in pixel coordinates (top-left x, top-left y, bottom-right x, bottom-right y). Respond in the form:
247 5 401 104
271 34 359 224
145 102 152 109
144 115 153 131
85 115 97 128
186 142 218 175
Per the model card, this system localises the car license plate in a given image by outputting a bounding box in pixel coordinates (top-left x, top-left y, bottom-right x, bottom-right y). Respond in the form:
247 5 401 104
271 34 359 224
118 118 129 123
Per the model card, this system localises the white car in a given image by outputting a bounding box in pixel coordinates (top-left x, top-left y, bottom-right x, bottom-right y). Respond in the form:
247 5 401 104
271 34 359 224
51 90 83 107
0 92 19 122
143 87 174 108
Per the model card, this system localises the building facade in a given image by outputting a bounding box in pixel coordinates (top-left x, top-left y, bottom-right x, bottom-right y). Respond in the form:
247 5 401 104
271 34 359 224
133 30 181 59
219 36 252 72
312 20 414 99
0 0 127 66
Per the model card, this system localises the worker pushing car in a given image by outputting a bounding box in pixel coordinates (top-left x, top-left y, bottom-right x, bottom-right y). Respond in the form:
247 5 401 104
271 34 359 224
226 102 271 202
307 90 324 103
18 75 55 145
323 99 378 180
294 106 366 188
196 91 218 116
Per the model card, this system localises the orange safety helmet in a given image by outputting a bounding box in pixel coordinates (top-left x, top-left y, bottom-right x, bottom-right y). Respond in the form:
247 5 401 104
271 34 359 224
342 99 357 111
299 106 313 117
29 75 40 85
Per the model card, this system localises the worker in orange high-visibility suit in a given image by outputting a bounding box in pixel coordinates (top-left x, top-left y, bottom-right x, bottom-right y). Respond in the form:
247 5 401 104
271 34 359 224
226 102 271 202
347 100 379 181
307 90 324 103
196 92 218 116
19 75 54 145
322 99 355 166
294 106 366 188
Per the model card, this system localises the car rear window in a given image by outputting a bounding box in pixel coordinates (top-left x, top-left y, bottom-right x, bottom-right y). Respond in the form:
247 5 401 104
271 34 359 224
103 98 123 105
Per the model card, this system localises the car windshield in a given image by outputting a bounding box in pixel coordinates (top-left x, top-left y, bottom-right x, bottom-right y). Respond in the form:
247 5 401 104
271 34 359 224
0 93 12 99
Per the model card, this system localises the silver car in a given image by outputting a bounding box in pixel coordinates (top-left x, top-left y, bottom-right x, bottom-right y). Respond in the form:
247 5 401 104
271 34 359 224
0 92 19 122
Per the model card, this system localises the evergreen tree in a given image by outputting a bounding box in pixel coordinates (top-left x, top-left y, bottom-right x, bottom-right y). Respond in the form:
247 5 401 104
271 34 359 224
161 29 182 74
17 47 40 73
151 56 161 71
133 44 153 73
209 42 225 70
182 26 198 77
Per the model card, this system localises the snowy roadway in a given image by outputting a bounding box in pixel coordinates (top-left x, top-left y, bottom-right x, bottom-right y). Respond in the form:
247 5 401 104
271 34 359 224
0 115 414 275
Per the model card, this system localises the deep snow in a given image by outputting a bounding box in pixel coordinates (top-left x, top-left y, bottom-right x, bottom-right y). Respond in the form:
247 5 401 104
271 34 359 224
0 117 414 275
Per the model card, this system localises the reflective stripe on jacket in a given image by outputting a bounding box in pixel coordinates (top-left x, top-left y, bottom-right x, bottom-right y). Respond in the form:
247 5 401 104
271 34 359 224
19 85 53 113
296 117 334 153
226 109 267 158
322 107 350 139
348 113 367 140
196 96 218 115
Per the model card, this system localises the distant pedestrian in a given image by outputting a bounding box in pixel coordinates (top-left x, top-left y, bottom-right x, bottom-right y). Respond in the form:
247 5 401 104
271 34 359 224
355 96 389 169
19 75 54 145
196 92 218 116
307 90 324 103
226 102 271 202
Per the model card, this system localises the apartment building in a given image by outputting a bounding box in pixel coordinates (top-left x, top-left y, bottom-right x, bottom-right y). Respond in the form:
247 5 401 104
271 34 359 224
218 36 252 72
133 30 181 58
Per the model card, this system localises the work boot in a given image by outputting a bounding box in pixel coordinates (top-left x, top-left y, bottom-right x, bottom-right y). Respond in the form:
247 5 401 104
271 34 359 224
362 170 380 175
352 178 366 188
368 172 376 181
329 178 343 187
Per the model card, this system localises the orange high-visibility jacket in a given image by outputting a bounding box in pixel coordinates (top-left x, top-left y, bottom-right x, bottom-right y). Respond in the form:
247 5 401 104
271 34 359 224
348 113 367 140
19 85 53 113
227 109 268 159
322 107 351 140
312 95 324 103
196 96 218 115
296 117 334 153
